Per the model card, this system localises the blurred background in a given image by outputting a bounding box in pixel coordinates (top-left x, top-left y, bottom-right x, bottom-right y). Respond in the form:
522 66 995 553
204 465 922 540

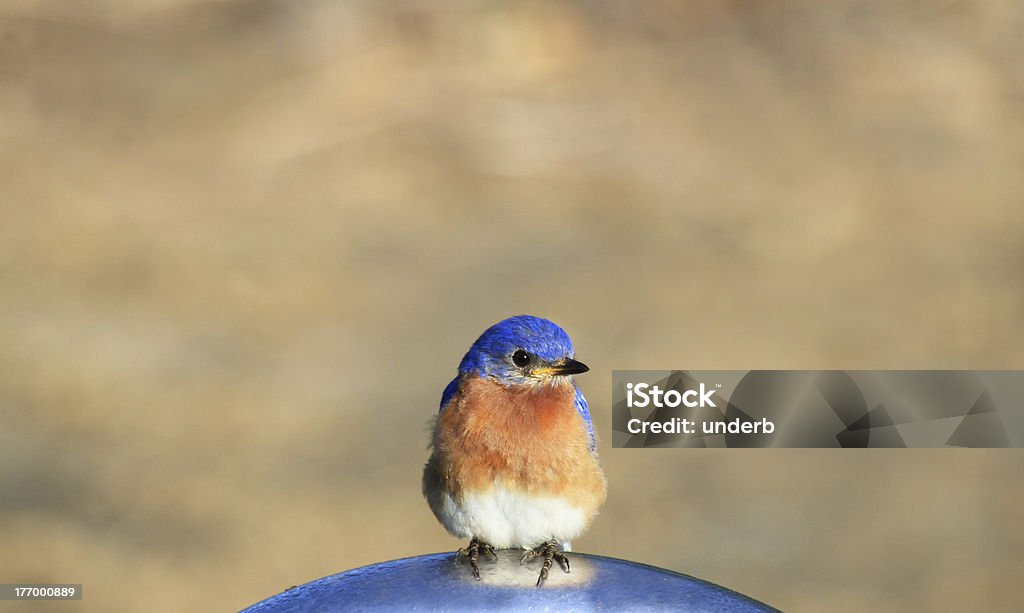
2 1 1023 611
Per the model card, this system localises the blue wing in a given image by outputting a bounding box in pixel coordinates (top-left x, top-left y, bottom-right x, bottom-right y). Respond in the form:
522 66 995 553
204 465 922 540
574 384 596 451
439 376 460 412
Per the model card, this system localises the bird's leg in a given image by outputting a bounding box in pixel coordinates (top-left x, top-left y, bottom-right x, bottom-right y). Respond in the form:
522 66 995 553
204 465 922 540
455 538 496 580
521 539 571 587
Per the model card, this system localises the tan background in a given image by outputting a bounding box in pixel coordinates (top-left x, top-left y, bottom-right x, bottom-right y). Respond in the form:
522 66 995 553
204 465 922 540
2 1 1023 611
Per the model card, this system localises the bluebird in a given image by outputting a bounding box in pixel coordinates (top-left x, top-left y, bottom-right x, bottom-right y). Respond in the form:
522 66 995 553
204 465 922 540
423 315 607 587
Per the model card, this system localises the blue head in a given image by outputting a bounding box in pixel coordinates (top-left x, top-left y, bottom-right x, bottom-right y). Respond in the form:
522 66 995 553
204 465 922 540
457 315 589 386
440 315 594 447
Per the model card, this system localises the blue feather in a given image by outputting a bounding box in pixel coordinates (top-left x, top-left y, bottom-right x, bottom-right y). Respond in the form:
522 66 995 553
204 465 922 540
457 315 575 383
574 384 596 451
439 376 460 411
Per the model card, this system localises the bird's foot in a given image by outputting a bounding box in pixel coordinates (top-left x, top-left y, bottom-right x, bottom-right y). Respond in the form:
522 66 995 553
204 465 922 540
521 539 570 587
455 538 497 580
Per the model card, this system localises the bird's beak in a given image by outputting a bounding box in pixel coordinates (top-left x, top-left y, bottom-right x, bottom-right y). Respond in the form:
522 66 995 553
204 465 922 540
535 358 590 377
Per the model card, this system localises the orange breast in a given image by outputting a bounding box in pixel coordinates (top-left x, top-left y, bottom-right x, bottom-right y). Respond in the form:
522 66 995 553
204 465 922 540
430 377 606 514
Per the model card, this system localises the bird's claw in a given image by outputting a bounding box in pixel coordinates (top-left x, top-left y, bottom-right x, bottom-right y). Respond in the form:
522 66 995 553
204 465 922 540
455 538 496 580
521 540 571 587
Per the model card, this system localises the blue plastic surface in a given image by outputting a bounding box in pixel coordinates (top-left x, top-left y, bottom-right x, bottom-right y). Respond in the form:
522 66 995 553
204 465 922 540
242 550 780 612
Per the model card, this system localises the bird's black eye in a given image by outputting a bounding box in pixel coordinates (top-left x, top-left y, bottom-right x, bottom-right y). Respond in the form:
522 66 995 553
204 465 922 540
511 349 531 368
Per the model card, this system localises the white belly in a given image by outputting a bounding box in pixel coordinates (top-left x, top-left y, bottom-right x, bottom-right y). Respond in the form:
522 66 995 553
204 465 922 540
434 482 586 549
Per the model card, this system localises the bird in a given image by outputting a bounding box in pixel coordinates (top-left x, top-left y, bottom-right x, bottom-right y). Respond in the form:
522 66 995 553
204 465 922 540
422 315 607 587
